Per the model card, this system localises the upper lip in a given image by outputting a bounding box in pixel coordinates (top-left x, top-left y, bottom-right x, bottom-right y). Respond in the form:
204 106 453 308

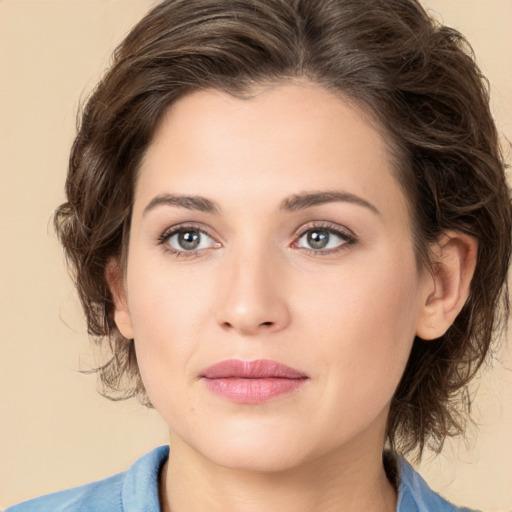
200 359 308 379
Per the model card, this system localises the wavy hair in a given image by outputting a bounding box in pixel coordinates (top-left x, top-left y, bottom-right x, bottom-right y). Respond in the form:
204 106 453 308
55 0 511 456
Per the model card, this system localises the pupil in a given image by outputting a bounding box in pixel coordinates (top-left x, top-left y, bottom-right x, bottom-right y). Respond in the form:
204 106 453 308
178 230 200 250
308 230 329 249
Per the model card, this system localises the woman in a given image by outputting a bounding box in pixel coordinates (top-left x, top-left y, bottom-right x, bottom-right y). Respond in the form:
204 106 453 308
7 0 510 511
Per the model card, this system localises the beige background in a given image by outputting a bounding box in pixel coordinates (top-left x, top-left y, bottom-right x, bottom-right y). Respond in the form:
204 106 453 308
1 0 511 510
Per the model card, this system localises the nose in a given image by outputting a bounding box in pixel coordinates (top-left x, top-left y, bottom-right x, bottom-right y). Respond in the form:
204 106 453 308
215 247 291 336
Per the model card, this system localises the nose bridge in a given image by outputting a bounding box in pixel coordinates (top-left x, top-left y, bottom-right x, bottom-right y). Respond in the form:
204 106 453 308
216 238 290 335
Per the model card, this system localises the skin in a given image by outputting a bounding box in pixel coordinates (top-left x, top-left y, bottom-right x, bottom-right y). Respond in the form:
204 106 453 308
109 81 477 512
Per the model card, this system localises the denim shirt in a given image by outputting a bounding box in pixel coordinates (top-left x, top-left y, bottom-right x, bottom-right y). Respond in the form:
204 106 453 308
6 445 478 512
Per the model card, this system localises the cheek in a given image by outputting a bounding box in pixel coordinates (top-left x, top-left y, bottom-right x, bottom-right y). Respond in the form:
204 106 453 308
127 256 209 344
301 251 420 404
128 282 204 434
124 261 212 403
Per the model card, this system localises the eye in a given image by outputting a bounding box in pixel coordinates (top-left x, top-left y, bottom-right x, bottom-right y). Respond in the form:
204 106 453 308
159 225 220 256
295 225 355 253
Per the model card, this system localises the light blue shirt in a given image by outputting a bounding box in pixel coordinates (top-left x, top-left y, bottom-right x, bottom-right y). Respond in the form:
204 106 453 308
6 446 478 511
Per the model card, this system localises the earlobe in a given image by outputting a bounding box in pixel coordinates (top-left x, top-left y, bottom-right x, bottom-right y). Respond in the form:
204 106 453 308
105 258 134 340
416 231 478 340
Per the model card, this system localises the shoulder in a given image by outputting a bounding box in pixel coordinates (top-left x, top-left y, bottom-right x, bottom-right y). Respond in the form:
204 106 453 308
5 445 169 512
396 457 480 512
5 473 125 512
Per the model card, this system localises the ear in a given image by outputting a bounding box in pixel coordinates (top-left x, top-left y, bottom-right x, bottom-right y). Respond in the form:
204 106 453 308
416 231 478 340
105 258 134 340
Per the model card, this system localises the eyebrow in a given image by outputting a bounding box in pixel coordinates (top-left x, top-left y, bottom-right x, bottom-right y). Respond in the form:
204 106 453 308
143 194 220 215
280 190 380 215
142 190 379 216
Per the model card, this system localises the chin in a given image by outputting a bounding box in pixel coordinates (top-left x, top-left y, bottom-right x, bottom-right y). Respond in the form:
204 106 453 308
183 422 316 473
210 443 311 473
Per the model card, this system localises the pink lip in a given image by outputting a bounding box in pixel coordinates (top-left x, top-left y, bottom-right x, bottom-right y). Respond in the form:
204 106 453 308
200 359 308 404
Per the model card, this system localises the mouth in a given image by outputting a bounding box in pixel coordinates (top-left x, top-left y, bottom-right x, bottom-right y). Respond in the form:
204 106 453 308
200 359 309 404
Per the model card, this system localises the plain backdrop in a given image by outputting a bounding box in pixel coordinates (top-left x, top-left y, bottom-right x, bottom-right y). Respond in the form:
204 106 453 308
1 1 511 510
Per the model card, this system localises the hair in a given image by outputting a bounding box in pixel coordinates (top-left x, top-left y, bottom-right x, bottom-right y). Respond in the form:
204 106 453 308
55 0 511 457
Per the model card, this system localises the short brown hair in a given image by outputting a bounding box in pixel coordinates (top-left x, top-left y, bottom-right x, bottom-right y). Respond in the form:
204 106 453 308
55 0 511 456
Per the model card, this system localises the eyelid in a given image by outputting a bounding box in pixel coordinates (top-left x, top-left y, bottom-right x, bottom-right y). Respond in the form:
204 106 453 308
292 221 357 252
294 221 356 239
157 222 221 257
156 220 356 258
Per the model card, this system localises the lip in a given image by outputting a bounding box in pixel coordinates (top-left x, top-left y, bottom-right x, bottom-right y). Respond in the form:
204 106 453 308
200 359 309 404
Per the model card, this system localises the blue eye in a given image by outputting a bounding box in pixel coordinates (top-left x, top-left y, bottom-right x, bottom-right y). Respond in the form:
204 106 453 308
296 226 354 252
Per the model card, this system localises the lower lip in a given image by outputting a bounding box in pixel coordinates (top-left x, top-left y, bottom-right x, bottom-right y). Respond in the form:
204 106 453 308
203 377 307 404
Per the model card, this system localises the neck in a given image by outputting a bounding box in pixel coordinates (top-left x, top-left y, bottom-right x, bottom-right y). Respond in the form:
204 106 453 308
159 432 397 512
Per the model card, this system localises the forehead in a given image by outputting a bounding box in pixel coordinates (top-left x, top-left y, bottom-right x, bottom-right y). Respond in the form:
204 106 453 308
135 82 408 221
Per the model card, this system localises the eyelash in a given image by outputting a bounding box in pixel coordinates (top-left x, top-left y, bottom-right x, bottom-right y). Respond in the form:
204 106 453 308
292 222 357 255
157 222 357 259
157 223 218 259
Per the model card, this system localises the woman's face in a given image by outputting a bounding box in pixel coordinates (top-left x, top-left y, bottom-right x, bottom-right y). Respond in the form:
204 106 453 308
114 82 432 471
